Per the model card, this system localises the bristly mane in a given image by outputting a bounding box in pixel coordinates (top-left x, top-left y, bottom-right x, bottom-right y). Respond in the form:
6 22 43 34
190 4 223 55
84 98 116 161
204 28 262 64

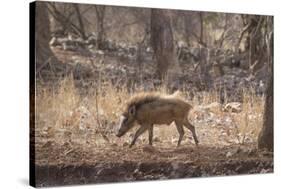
124 92 161 112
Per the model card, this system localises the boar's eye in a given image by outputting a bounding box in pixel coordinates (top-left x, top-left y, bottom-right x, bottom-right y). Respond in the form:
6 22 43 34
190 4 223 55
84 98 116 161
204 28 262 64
128 105 136 116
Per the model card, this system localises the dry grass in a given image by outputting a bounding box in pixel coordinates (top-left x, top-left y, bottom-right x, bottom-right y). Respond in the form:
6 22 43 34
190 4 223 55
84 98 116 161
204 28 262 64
233 89 265 143
35 76 265 148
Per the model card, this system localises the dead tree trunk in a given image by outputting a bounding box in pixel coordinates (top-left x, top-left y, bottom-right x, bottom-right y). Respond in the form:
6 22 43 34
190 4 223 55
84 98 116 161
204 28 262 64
94 5 106 49
35 2 59 67
150 9 174 80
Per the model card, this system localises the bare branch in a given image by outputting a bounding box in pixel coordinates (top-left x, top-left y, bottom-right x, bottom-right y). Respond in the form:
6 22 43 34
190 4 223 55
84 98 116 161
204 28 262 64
47 2 85 38
236 22 252 50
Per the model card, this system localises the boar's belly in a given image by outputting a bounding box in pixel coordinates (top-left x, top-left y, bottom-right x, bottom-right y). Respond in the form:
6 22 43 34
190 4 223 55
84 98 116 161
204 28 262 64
137 105 180 125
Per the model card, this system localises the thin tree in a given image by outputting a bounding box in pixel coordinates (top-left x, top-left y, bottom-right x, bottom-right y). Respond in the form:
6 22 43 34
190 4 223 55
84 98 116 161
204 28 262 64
73 4 87 40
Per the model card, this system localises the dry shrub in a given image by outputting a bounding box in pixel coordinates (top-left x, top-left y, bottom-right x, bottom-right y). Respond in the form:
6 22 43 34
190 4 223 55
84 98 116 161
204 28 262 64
35 76 265 147
231 89 265 144
36 76 82 144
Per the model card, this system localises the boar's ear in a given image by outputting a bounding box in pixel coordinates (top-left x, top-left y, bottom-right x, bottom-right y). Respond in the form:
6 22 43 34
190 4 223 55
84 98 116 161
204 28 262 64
128 105 136 116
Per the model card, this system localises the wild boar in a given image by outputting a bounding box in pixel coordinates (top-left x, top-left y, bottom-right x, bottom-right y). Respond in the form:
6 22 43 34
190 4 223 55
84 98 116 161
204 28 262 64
116 92 199 147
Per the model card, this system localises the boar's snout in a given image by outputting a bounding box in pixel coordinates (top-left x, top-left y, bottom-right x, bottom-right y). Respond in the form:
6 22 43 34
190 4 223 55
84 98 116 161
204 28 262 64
116 127 126 137
116 115 127 137
116 132 122 137
116 114 135 138
116 123 128 137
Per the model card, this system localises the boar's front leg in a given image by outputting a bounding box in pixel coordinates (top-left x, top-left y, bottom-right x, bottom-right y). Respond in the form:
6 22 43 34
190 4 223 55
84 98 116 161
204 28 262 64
148 126 153 146
129 124 150 148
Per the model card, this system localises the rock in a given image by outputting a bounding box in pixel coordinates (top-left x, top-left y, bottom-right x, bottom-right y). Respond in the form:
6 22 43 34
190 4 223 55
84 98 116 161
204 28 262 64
260 168 271 174
42 140 54 148
203 102 222 113
247 149 257 156
226 151 233 158
223 102 242 113
153 136 160 142
123 142 129 147
235 165 243 172
111 142 118 147
133 168 140 175
232 147 242 154
142 145 157 153
261 151 273 157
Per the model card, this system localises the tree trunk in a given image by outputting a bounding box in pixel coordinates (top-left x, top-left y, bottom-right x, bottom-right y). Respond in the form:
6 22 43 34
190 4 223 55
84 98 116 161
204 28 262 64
199 12 204 45
95 5 106 50
150 9 174 80
258 28 273 151
258 73 273 151
35 2 59 66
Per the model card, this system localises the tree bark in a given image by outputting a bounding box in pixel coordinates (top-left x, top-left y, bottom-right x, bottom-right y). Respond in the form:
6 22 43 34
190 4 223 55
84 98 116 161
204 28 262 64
150 9 174 80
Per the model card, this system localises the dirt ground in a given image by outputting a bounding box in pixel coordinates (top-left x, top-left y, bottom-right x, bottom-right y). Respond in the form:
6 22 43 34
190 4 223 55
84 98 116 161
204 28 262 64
34 137 273 187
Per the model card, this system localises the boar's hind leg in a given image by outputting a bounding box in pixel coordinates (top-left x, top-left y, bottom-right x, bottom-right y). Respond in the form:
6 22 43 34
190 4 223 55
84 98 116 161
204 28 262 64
129 125 149 148
184 120 199 145
175 121 185 147
148 126 153 145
